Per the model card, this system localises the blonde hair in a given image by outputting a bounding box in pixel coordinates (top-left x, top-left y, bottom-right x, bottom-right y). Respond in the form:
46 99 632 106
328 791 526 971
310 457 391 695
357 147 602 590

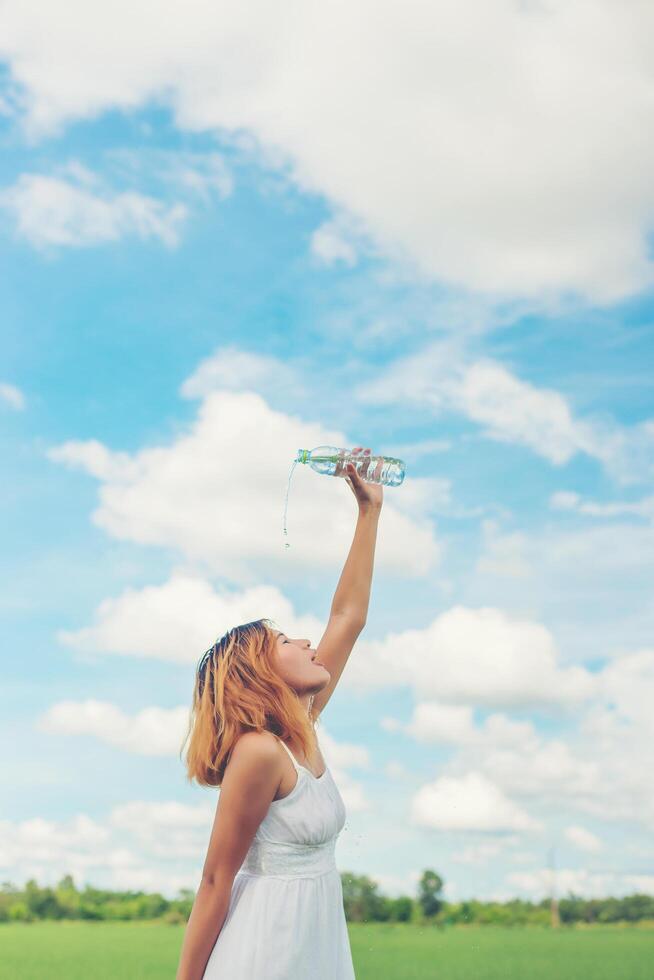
180 618 319 787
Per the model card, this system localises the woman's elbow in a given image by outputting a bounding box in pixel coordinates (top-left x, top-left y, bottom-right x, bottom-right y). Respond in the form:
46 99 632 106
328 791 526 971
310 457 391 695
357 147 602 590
199 867 234 895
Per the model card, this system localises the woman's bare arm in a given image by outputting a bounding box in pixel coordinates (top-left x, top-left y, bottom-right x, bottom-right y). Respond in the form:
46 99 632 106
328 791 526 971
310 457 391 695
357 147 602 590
330 446 383 622
176 732 283 980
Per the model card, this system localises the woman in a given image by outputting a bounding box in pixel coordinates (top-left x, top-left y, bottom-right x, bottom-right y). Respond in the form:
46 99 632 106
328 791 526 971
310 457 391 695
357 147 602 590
176 446 383 979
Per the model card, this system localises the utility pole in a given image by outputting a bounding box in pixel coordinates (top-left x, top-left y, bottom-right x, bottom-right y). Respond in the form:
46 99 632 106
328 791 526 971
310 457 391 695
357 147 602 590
548 846 560 929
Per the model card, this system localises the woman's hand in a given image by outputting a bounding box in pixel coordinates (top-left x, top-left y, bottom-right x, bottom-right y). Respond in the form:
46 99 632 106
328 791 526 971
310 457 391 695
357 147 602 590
342 445 384 513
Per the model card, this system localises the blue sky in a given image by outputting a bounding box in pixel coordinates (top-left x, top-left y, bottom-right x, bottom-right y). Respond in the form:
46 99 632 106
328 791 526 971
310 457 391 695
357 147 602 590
1 1 654 902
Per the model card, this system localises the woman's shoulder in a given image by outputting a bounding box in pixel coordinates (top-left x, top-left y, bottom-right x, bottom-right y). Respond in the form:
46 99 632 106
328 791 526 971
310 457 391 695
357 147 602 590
229 730 281 770
220 731 284 798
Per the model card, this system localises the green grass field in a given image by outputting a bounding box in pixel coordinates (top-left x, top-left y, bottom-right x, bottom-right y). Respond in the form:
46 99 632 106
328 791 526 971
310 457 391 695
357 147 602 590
0 921 652 979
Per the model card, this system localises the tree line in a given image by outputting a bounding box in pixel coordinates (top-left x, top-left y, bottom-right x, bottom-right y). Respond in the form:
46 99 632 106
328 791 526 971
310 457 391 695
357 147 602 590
1 871 653 927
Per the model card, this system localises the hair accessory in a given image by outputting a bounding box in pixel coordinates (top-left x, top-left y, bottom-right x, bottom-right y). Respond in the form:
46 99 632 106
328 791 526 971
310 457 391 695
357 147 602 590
198 624 240 673
197 646 214 674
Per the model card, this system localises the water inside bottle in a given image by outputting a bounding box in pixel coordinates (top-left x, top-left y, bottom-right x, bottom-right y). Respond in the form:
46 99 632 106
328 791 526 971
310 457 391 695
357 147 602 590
282 458 299 549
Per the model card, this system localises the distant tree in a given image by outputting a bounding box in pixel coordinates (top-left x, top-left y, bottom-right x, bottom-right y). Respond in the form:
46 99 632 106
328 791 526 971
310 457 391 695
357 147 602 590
136 892 168 919
418 870 444 919
24 879 62 920
78 885 106 920
621 894 654 922
55 874 80 919
389 896 413 922
559 892 584 924
163 908 187 925
340 872 387 922
170 888 195 921
1 873 652 927
9 901 32 922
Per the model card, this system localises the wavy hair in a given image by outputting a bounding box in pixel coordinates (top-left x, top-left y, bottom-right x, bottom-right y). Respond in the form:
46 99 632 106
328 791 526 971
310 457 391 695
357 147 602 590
180 618 319 787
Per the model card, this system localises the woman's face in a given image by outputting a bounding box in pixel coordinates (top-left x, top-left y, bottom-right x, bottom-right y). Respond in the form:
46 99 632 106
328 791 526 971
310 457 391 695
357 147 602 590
273 630 330 694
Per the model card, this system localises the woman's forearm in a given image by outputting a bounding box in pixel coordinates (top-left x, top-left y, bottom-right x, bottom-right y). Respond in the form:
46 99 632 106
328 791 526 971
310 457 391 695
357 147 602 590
330 506 380 622
176 875 234 980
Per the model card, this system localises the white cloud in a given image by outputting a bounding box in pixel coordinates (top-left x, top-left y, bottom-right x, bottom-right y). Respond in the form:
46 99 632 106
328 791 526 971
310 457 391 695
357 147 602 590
460 361 586 466
47 388 440 582
310 218 359 267
317 728 370 772
401 705 605 826
0 805 206 894
35 699 372 812
452 719 602 805
110 800 215 860
386 475 452 520
369 869 422 899
576 650 654 829
0 382 25 410
379 716 404 733
10 704 372 889
47 438 136 482
564 825 603 854
1 171 188 248
0 93 14 116
54 771 627 906
0 814 110 859
179 346 303 401
550 490 654 521
471 518 654 660
343 604 596 709
402 649 654 835
384 760 408 780
411 771 542 833
403 704 545 751
451 841 503 865
355 342 654 484
2 1 654 301
112 149 234 202
474 522 533 580
405 702 476 744
38 700 190 756
593 649 654 738
507 868 654 901
55 570 321 664
0 811 144 892
314 727 371 813
390 438 453 461
508 850 539 866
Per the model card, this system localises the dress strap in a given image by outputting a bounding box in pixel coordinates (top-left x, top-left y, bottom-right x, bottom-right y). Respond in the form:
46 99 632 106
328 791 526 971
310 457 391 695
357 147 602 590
276 737 300 771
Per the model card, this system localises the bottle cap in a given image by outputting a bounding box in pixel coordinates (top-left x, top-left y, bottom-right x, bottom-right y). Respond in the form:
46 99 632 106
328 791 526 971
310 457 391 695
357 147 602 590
296 449 309 464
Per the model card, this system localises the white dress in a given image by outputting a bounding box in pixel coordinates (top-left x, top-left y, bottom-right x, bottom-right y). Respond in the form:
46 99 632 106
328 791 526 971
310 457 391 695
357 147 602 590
202 736 357 979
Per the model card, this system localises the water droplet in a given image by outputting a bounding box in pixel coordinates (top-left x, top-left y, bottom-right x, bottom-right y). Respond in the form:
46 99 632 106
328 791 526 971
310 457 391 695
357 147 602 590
282 458 298 550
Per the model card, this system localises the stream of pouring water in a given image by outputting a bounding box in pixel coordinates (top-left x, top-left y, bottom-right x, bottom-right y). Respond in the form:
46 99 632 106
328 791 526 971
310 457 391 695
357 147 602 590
282 458 299 549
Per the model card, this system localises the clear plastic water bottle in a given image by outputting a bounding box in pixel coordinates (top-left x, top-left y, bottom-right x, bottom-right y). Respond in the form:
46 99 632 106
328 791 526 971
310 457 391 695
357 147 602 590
295 446 406 486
